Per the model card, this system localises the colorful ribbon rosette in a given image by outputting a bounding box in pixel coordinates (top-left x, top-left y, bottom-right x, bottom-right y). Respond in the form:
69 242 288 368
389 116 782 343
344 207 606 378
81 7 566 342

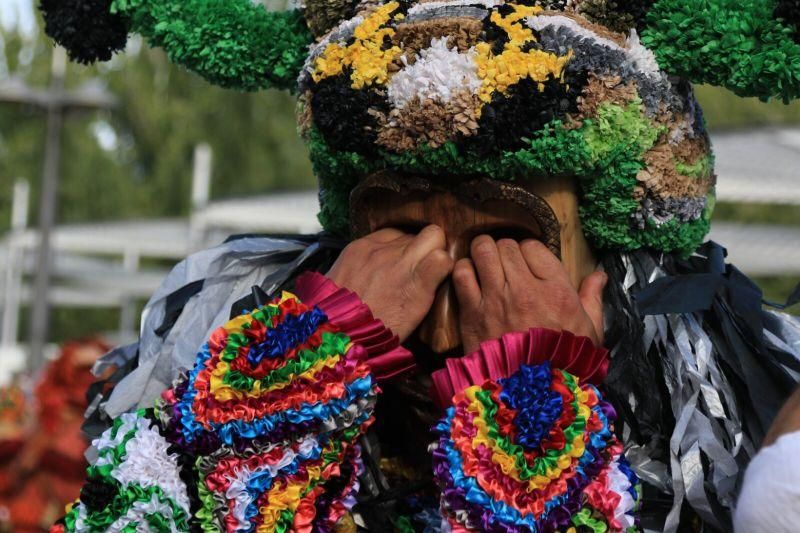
156 291 378 531
432 361 641 532
53 276 642 532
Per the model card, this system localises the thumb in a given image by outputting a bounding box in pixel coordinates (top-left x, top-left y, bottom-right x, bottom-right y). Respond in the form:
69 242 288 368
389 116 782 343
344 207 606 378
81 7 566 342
578 270 607 345
414 249 455 293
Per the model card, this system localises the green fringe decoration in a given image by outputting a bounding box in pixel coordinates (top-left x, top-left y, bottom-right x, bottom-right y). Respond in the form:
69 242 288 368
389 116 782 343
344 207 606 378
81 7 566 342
111 0 312 91
309 100 712 256
307 128 374 235
676 153 714 179
642 0 800 101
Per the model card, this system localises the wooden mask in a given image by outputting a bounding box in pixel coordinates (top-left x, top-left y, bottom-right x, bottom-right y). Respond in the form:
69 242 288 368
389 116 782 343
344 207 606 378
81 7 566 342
350 172 597 356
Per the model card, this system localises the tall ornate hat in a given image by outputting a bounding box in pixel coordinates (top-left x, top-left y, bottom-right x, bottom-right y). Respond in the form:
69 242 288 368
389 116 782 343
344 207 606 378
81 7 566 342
42 0 800 254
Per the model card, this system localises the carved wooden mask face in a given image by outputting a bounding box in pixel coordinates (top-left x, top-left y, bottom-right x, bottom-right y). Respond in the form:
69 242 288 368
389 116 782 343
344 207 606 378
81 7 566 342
350 172 596 358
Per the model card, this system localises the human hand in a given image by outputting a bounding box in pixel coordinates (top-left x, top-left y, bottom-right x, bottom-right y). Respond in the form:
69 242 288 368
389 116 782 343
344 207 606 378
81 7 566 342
453 236 606 353
326 225 454 341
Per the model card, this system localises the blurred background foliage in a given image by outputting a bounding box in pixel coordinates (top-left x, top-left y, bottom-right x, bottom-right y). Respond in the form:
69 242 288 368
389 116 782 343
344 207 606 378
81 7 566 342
0 6 797 343
695 85 800 130
0 17 314 234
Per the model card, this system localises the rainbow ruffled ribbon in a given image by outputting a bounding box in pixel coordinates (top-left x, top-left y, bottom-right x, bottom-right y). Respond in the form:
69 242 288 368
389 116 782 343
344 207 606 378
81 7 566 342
160 292 377 532
432 361 641 532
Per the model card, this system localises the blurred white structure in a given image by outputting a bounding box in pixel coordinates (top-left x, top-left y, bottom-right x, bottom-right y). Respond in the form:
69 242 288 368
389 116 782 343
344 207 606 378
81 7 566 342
713 128 800 205
707 127 800 273
0 129 799 382
0 191 323 383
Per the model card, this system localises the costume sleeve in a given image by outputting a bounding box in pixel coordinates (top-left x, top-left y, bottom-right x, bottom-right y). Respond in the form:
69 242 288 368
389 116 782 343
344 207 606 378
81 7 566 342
54 273 406 533
734 430 800 533
429 329 641 532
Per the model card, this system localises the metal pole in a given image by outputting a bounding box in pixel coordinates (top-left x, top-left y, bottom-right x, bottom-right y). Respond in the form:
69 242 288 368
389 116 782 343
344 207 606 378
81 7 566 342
1 180 29 346
191 143 212 211
118 249 141 343
10 179 30 232
188 143 212 248
27 47 67 371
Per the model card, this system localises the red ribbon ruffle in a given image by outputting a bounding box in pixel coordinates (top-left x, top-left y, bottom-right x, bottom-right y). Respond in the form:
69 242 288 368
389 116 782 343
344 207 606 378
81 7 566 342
294 271 415 381
431 328 608 408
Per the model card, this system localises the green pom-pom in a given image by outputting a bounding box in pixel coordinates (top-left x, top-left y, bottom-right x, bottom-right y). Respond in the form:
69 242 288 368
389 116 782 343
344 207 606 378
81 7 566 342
112 0 312 91
642 0 800 101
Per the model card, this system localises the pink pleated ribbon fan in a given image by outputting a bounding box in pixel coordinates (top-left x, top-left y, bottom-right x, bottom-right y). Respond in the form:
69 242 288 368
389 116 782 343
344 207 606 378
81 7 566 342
294 271 415 381
431 328 609 409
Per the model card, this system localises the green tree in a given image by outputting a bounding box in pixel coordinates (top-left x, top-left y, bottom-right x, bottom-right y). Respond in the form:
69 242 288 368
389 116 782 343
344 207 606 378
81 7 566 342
0 15 314 234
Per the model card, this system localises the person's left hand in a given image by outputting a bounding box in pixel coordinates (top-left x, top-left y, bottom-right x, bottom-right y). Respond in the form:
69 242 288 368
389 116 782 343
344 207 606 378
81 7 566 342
453 236 606 353
326 225 453 342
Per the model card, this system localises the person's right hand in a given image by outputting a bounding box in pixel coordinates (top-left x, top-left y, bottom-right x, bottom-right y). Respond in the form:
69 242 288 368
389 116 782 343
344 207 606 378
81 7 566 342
453 236 606 353
326 225 454 341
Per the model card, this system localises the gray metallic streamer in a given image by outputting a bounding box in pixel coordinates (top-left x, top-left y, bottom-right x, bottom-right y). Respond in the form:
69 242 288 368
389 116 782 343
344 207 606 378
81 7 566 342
100 237 313 420
606 248 800 532
634 195 707 229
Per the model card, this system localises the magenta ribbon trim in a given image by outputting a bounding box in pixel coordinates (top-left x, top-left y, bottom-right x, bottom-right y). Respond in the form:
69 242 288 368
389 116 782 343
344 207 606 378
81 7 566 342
294 271 415 380
430 328 609 408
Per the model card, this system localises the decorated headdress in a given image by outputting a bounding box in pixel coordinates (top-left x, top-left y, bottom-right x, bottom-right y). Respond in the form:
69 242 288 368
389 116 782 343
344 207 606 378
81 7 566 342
42 0 800 254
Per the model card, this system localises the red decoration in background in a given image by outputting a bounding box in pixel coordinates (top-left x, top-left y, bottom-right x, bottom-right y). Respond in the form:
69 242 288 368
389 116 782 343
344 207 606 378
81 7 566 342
0 338 109 532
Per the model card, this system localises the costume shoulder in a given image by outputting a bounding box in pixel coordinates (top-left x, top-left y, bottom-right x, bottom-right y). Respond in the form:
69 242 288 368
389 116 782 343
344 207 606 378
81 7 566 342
62 229 645 532
61 284 644 532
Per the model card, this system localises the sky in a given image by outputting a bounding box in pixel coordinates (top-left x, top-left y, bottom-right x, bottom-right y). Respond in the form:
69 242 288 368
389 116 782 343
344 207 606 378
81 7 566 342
0 0 36 36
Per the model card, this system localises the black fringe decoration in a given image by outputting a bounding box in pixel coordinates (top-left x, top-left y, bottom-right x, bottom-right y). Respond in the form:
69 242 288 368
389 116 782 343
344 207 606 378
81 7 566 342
579 0 656 33
310 74 388 155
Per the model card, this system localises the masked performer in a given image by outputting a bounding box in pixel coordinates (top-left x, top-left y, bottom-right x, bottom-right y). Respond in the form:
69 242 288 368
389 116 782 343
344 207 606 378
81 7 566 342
42 1 800 531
